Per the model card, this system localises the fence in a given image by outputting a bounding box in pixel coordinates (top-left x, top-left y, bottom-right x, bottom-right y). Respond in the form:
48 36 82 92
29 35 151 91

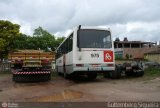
0 63 11 73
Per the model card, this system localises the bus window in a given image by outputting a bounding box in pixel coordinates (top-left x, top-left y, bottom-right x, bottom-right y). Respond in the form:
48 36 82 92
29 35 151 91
68 34 73 52
78 29 112 48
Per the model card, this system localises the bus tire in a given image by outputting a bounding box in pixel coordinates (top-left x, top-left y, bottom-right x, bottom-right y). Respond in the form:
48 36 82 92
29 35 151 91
64 72 70 79
110 65 122 79
139 70 144 77
57 72 61 76
87 72 97 80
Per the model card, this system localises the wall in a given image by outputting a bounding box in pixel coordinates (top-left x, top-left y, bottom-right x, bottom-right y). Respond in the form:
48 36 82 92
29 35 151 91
123 48 159 59
0 63 11 73
145 54 160 63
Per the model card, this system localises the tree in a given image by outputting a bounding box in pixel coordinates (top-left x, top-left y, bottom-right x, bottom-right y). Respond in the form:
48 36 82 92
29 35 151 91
0 20 20 59
33 26 56 51
55 37 65 48
13 33 28 49
0 38 5 51
12 26 65 52
126 54 129 59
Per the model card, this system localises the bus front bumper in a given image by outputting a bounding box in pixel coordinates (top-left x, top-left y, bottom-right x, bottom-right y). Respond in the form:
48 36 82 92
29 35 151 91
73 66 115 72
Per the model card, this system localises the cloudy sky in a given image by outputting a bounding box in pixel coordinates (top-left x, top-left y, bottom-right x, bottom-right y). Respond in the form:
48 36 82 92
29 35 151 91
0 0 160 42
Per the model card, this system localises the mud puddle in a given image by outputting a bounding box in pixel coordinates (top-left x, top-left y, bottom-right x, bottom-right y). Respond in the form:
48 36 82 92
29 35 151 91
28 90 83 102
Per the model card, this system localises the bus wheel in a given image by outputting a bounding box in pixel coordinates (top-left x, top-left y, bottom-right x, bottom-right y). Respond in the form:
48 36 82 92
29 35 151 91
64 72 70 79
87 72 97 80
110 65 122 79
57 72 61 76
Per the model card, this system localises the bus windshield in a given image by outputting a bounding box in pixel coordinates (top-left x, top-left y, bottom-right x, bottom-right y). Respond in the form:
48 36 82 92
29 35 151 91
78 29 112 48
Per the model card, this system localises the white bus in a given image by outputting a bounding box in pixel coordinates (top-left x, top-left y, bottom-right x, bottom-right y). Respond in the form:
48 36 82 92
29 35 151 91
56 25 121 80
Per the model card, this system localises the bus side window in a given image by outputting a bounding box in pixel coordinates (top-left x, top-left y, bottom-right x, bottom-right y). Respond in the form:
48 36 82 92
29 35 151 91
60 47 62 57
68 33 73 52
56 32 73 59
66 38 69 53
62 44 65 54
57 48 60 58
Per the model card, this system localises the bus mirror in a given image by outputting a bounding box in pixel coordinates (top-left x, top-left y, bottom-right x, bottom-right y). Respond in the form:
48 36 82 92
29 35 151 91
78 25 81 30
77 38 81 52
77 26 81 52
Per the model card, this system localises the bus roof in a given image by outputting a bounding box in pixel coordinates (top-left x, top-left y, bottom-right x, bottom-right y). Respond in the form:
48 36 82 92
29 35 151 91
55 26 111 52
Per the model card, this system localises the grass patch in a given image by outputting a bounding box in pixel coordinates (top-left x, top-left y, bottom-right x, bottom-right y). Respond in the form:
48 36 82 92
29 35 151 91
0 71 11 77
145 67 160 77
141 67 160 81
0 71 11 74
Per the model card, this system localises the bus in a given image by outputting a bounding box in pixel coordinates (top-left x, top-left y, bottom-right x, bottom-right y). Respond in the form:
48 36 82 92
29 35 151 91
56 25 121 80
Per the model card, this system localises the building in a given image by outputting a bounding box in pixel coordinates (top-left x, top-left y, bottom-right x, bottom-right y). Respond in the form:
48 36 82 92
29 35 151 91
114 38 159 59
144 50 160 63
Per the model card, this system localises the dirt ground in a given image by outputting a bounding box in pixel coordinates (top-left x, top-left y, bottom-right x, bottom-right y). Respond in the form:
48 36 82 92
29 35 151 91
0 74 160 102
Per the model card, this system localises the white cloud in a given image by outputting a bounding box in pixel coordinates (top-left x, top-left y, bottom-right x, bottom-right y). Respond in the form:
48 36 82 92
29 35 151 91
20 23 32 35
55 29 72 38
126 22 160 33
0 0 160 41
